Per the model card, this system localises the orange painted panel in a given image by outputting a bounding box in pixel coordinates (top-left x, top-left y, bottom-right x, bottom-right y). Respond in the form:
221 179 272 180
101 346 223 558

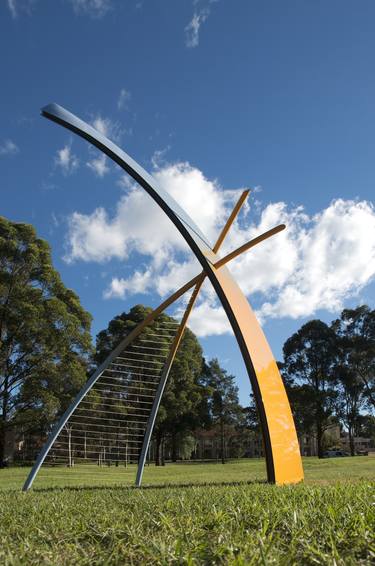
210 262 304 484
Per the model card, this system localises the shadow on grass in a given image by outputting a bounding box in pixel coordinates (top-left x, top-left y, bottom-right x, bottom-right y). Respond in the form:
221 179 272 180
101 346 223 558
25 478 268 494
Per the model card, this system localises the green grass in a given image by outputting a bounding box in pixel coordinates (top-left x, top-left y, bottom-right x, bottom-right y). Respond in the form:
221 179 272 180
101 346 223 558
0 458 374 564
1 456 374 491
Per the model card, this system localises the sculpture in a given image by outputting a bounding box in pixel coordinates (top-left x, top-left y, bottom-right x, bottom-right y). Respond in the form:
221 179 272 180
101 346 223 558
23 104 304 490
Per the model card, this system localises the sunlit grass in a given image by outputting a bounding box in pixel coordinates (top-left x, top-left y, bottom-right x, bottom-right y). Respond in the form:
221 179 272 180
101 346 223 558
0 456 374 491
0 458 374 564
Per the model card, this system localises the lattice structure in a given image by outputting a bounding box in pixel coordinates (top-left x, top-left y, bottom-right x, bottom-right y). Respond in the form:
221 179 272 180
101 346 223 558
45 316 179 469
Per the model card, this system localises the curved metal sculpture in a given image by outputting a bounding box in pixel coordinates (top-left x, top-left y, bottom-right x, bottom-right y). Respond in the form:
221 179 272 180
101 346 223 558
23 103 304 490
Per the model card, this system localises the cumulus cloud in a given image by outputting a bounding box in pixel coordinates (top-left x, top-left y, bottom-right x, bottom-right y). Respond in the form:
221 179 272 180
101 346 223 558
0 139 19 156
65 161 239 262
185 8 210 48
65 163 210 265
69 0 111 17
256 199 375 321
64 160 375 336
176 285 232 337
55 143 79 174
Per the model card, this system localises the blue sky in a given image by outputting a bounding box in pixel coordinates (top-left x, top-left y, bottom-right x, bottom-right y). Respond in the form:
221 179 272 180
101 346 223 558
1 0 375 404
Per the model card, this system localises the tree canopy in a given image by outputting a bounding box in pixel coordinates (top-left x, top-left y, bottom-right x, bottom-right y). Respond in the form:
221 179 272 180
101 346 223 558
282 310 375 457
0 217 92 464
94 304 205 464
1 214 374 466
201 358 242 463
282 320 338 458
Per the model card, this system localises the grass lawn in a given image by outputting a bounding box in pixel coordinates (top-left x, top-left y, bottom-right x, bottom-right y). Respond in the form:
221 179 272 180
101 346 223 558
0 457 374 564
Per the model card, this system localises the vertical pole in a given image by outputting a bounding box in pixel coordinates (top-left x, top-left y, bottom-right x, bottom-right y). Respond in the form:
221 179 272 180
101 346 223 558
67 426 72 468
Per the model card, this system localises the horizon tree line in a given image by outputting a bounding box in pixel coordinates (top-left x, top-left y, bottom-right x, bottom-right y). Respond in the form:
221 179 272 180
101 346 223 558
0 216 374 466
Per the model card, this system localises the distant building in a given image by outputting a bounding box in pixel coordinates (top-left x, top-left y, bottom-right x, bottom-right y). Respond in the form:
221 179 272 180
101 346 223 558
340 435 371 454
193 426 264 460
298 424 341 457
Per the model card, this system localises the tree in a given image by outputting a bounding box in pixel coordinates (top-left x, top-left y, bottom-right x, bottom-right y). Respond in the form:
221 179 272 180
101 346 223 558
332 306 375 410
95 304 151 365
0 217 92 465
331 307 374 455
282 320 337 458
357 414 375 441
280 361 317 441
94 305 205 466
202 358 242 464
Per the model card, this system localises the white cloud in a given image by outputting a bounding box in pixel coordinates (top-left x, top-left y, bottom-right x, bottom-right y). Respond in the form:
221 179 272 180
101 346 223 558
6 0 33 18
86 153 109 177
0 139 19 156
151 147 171 170
104 270 153 299
64 160 375 336
117 88 131 110
7 0 17 18
86 114 123 176
65 161 231 264
65 168 196 265
188 298 232 337
69 0 111 17
55 143 79 174
6 0 40 18
256 199 375 321
65 207 126 264
185 7 210 48
8 0 111 18
91 115 122 141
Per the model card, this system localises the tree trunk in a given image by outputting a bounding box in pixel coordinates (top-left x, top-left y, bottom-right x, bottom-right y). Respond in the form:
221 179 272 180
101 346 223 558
0 424 6 466
0 379 9 465
155 433 162 466
348 426 355 456
161 438 165 466
171 434 178 462
316 421 324 459
220 419 225 464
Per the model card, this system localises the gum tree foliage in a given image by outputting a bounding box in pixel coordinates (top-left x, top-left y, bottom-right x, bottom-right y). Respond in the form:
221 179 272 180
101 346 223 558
279 360 317 441
94 305 205 465
0 217 92 464
282 320 338 458
201 358 242 464
331 306 375 455
332 306 375 410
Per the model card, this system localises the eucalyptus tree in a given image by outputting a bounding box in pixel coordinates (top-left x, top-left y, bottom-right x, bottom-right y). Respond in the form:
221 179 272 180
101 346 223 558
0 217 92 465
202 358 242 464
332 306 375 411
94 305 205 465
282 320 338 458
331 306 375 454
